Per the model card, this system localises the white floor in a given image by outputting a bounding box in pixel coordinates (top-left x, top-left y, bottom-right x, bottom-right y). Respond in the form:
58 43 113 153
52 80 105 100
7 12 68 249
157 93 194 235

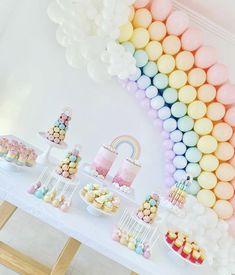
0 207 130 275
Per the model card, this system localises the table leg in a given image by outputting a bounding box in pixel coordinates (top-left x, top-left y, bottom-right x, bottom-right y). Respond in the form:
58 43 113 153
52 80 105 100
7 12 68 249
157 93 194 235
0 201 17 230
50 238 81 275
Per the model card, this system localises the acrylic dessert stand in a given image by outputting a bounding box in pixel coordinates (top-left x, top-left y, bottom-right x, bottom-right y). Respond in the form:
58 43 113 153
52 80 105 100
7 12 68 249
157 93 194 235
37 131 67 166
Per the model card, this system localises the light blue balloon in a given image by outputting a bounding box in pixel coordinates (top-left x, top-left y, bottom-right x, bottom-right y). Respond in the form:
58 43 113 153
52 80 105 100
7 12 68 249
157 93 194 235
151 95 165 110
134 50 148 67
174 169 187 182
121 42 135 54
163 88 178 104
186 163 201 178
170 130 183 142
158 106 171 120
145 86 158 98
137 75 151 89
185 147 202 163
129 67 141 81
153 73 168 90
143 61 158 78
177 116 194 132
163 118 177 132
186 180 201 196
173 156 187 169
171 102 187 118
183 131 199 147
173 142 187 155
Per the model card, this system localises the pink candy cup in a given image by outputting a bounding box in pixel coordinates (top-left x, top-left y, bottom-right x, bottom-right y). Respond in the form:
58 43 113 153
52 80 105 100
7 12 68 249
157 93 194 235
166 11 189 36
134 0 151 8
195 46 217 69
150 0 172 21
207 64 228 86
216 83 235 105
225 106 235 127
181 28 203 51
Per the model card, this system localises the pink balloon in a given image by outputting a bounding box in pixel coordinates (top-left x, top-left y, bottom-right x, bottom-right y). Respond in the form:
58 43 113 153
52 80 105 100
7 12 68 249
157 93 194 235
181 28 203 51
216 83 235 105
231 179 235 190
207 64 228 86
230 195 235 210
228 216 235 237
166 11 189 36
195 46 217 69
225 106 235 127
134 0 151 8
230 133 235 148
151 0 172 21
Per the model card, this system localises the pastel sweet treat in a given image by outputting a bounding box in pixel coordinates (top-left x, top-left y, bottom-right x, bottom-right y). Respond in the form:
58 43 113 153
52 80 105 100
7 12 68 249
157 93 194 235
166 231 177 244
172 238 183 251
92 145 117 177
113 158 141 187
46 109 72 144
189 249 201 263
181 243 192 258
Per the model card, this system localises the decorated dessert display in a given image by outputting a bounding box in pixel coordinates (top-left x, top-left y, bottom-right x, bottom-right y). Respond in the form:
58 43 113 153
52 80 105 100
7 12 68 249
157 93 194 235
56 146 81 179
80 183 120 214
165 230 206 265
112 209 160 259
137 193 160 224
46 108 72 144
0 137 37 167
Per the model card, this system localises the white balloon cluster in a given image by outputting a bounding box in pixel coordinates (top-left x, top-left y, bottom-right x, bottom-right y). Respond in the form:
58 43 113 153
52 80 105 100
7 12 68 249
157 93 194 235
47 0 137 81
159 195 235 275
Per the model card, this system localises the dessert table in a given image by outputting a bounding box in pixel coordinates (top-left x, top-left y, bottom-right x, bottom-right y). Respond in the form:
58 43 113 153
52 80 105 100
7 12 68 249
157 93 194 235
0 163 213 275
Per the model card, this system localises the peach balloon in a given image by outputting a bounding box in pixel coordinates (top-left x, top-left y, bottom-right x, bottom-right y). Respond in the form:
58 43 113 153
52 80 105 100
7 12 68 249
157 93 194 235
212 122 233 142
194 46 217 69
148 21 166 41
216 163 235 182
197 84 216 103
213 200 234 220
224 106 235 127
227 216 235 238
231 179 235 190
134 0 151 8
215 142 234 161
197 189 216 208
166 11 189 36
230 155 235 168
162 35 181 55
216 83 235 105
181 28 203 51
176 51 194 71
150 0 172 21
214 182 234 200
188 68 206 87
230 133 235 147
133 8 152 28
207 64 228 86
207 102 225 121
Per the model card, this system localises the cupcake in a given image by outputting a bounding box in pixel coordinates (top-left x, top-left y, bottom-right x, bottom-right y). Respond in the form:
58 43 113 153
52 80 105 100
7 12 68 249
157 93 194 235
189 249 201 263
5 147 18 162
166 231 177 244
172 238 183 251
17 152 27 166
181 243 192 258
197 251 205 264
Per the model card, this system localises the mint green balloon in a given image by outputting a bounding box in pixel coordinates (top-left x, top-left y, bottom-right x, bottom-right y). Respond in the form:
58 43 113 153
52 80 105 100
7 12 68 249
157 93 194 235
121 42 135 54
186 163 201 178
163 88 178 104
185 147 202 163
177 116 194 132
183 131 199 147
171 102 187 118
186 180 201 195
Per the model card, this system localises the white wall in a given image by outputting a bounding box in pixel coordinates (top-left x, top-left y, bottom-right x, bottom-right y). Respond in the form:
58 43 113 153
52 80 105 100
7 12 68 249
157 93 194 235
0 0 234 203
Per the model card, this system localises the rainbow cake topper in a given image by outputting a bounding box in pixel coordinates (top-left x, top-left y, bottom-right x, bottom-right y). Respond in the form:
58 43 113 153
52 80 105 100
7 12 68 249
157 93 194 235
111 135 141 160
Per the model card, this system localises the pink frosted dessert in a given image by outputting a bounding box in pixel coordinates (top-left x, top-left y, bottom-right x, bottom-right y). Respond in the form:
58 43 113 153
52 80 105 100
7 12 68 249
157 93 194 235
113 158 141 187
92 145 117 177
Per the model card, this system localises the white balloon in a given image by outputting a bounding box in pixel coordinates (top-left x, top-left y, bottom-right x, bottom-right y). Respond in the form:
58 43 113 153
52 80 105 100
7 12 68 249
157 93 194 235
65 46 84 68
47 2 64 24
87 59 110 82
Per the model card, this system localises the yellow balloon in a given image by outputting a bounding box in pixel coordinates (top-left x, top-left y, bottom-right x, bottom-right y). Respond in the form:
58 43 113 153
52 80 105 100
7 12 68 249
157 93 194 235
162 35 181 55
188 68 206 87
188 100 207 120
197 189 216 208
178 85 197 104
215 142 234 161
197 135 218 154
198 84 216 103
216 163 235 182
176 51 194 71
118 22 133 43
198 171 217 189
199 154 219 172
131 28 150 49
129 6 135 21
157 54 175 74
133 8 152 28
148 21 166 41
194 118 213 135
169 70 187 89
145 41 163 61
